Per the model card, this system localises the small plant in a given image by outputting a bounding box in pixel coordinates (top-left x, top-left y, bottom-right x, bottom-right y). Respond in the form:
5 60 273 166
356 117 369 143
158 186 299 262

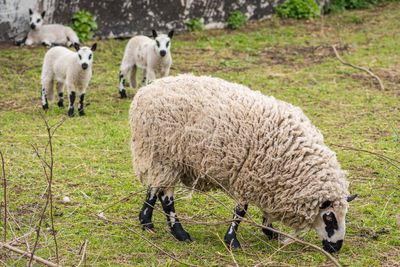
323 0 381 14
227 11 248 29
70 10 98 42
274 0 320 19
186 18 204 32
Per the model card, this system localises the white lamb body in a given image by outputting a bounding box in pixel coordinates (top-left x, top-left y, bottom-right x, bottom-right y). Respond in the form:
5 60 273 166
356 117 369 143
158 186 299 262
26 24 79 47
118 30 174 98
41 44 96 117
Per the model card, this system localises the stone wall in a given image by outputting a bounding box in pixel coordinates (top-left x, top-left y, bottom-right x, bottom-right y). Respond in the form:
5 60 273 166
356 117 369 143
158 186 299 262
0 0 287 42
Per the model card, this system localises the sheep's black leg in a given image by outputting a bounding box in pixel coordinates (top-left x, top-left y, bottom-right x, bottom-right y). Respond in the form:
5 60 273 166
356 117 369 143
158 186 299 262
224 203 248 249
41 88 48 110
158 189 192 241
57 92 64 108
68 91 76 117
139 187 157 231
262 217 279 239
78 93 85 116
119 71 127 98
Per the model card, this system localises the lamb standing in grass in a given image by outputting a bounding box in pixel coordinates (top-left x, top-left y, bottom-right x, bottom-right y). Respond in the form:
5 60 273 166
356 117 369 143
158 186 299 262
23 9 80 47
118 30 174 98
41 43 97 117
129 74 357 253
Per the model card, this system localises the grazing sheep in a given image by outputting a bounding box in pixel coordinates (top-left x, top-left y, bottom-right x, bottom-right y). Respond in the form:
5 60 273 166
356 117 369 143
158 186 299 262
41 43 97 117
129 74 357 253
24 9 80 47
118 30 174 98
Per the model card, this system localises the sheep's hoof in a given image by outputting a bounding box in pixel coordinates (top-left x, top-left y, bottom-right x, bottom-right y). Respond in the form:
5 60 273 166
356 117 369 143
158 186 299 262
57 101 64 108
142 224 156 233
225 238 241 249
171 225 192 242
262 224 279 240
120 89 127 99
79 110 85 116
68 108 74 117
42 103 49 110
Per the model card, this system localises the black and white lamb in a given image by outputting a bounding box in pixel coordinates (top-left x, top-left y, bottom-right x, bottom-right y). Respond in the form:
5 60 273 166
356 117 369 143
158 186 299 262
129 74 357 253
41 43 97 117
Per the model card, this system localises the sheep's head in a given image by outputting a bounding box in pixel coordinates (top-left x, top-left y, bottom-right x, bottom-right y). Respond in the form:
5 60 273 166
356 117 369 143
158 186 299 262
74 43 97 70
29 9 45 29
152 30 174 57
313 194 357 253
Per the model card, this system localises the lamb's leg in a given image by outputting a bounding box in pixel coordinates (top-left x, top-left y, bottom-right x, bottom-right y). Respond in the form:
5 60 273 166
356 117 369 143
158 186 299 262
56 82 64 108
140 68 147 86
78 93 85 116
41 87 49 110
129 65 138 89
159 68 170 78
158 188 192 241
119 63 130 98
67 87 76 117
145 68 156 85
262 217 279 240
224 203 248 249
139 187 157 232
41 78 53 110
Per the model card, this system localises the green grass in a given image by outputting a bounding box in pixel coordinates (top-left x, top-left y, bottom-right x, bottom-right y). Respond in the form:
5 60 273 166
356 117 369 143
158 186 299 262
1 3 399 266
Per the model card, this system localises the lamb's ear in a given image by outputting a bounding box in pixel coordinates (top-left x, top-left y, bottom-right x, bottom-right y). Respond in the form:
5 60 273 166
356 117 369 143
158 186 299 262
320 200 332 209
168 30 174 39
74 43 80 51
29 9 33 15
41 11 46 18
152 30 157 39
347 194 357 202
91 43 97 52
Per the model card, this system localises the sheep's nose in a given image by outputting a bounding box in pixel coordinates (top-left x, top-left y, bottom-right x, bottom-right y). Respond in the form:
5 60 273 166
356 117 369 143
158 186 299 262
81 63 88 70
322 239 343 254
160 50 166 57
30 24 35 29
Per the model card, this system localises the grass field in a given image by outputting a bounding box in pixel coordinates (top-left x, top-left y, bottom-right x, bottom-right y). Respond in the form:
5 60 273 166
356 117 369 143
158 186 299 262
0 3 399 266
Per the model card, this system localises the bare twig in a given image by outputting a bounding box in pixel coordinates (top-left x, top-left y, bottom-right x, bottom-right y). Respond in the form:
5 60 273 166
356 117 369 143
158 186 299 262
331 45 384 90
0 241 60 267
332 144 400 170
216 233 239 267
77 239 88 267
1 151 6 242
378 112 400 144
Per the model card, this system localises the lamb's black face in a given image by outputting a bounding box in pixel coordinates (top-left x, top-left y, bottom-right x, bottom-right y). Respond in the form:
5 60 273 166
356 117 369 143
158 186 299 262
29 10 44 30
75 43 97 70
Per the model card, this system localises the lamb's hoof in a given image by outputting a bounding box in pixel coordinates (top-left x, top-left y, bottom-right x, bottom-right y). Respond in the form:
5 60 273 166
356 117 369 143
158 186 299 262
78 110 85 116
57 101 64 108
225 238 241 249
42 103 49 110
171 226 192 242
120 89 127 99
68 108 74 117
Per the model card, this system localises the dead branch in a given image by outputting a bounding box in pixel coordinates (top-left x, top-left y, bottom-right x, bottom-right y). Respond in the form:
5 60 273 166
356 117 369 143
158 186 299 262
332 144 400 170
77 239 88 267
1 151 6 242
331 45 384 90
0 241 60 267
216 233 239 267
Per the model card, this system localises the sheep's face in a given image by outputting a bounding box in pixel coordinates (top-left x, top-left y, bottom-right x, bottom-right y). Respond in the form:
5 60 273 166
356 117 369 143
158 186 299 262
313 195 357 254
29 9 45 30
152 30 174 57
74 43 97 70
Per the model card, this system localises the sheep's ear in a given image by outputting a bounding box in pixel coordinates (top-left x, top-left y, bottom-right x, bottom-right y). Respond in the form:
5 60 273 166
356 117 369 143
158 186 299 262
74 43 80 51
91 43 97 52
29 9 33 15
320 200 332 209
152 30 157 39
347 194 357 202
41 11 46 18
168 30 174 39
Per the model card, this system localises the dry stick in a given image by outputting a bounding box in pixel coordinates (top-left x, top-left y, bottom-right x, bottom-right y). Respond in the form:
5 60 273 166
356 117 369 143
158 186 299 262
91 228 107 266
216 233 239 267
331 45 384 91
0 151 6 242
28 110 64 266
89 214 201 267
77 239 88 267
379 112 400 144
0 241 60 267
332 144 400 170
6 208 31 252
